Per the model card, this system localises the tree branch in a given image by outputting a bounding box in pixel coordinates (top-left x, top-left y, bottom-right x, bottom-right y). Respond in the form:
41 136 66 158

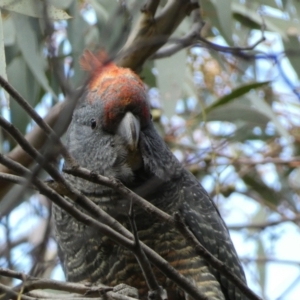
116 0 199 71
0 153 208 300
128 203 167 300
152 4 204 59
63 166 260 300
0 268 138 300
228 215 300 231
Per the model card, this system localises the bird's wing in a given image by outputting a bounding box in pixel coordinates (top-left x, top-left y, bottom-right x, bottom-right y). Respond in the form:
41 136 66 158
179 171 247 300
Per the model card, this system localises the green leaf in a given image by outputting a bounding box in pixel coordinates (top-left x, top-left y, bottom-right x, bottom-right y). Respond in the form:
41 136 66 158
232 2 287 38
85 26 100 48
257 238 266 294
155 50 186 118
249 95 291 140
0 11 8 103
67 1 88 87
7 55 40 106
7 56 31 134
0 0 71 19
206 81 270 113
2 15 15 46
48 0 73 10
89 0 109 22
283 35 300 79
140 60 156 88
243 171 281 206
12 13 56 99
264 15 300 35
205 101 270 128
233 13 261 30
211 0 233 44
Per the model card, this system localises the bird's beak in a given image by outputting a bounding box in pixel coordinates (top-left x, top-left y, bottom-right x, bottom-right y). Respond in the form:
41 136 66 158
117 112 140 151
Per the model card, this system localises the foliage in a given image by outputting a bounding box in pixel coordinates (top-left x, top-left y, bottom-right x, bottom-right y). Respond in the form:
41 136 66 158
0 0 300 299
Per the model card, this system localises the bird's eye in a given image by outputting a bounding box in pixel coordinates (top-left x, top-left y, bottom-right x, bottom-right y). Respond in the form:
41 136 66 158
90 118 97 129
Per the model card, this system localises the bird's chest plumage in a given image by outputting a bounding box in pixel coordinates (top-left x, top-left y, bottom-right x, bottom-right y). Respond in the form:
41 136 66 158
54 195 221 300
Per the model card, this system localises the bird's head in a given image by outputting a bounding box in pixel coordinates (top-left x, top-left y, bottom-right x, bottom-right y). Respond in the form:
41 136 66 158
66 50 180 196
66 50 158 184
78 50 152 153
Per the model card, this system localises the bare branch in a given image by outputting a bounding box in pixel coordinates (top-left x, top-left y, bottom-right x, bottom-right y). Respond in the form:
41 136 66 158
0 172 35 188
128 203 167 300
63 166 260 300
194 17 266 56
152 5 204 59
228 215 300 231
0 153 208 300
142 0 160 16
0 283 35 300
0 110 259 300
0 101 64 199
0 268 138 300
116 0 199 71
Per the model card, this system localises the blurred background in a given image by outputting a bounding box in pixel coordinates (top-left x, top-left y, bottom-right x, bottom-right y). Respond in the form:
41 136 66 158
0 1 300 299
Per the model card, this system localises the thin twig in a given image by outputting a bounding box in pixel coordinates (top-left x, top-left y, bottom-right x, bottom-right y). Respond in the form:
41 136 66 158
228 215 300 231
0 172 35 188
0 268 109 295
63 165 260 300
0 268 139 300
152 4 204 59
63 165 173 223
0 236 28 258
0 76 77 167
0 153 207 300
128 202 167 300
142 0 160 16
194 16 266 58
241 257 300 266
0 283 35 300
0 101 64 199
0 114 259 300
117 0 199 70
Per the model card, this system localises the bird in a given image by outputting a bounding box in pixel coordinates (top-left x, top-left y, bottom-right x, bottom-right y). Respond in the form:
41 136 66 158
53 50 248 300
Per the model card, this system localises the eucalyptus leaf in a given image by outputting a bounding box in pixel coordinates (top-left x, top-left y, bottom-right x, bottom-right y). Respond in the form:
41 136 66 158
283 35 300 80
140 60 156 88
206 81 270 113
67 1 88 87
0 0 71 19
89 0 109 22
206 102 269 126
232 2 287 38
0 12 8 103
249 95 291 140
7 55 40 107
48 0 73 10
12 13 56 99
7 56 31 134
211 0 233 44
263 15 300 35
257 238 266 294
201 0 223 37
155 50 186 118
2 15 15 46
243 171 281 206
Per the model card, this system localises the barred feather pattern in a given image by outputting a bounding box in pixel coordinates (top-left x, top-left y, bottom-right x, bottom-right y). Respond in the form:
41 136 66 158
54 54 248 299
53 113 248 300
